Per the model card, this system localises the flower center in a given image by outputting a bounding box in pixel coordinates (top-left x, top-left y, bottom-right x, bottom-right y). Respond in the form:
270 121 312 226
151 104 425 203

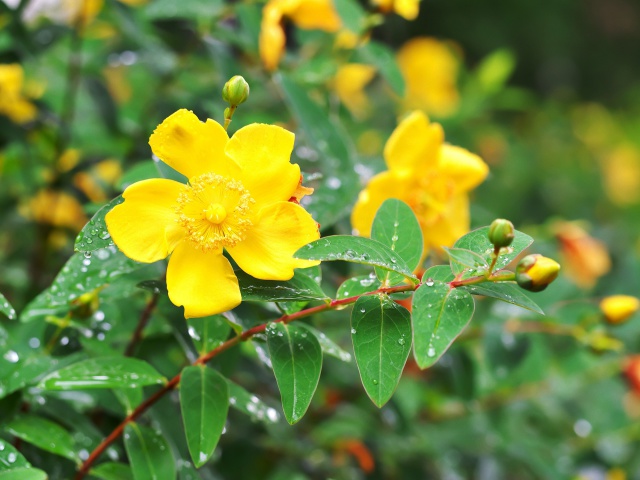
176 173 255 251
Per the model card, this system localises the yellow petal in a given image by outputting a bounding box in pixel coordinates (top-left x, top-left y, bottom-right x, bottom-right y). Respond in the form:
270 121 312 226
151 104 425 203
167 242 241 318
228 201 319 280
351 170 413 237
422 193 469 252
439 144 489 193
106 179 186 263
384 111 444 172
334 63 376 118
288 0 341 31
259 2 286 71
149 109 232 179
225 123 301 208
394 0 420 20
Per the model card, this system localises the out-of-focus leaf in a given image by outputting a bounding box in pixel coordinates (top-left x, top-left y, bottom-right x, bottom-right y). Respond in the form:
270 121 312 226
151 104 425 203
351 295 411 407
453 227 533 272
118 161 157 190
266 322 322 424
113 388 143 415
0 293 16 320
461 282 544 314
38 357 165 390
236 270 328 303
144 0 224 20
187 315 231 355
336 274 381 299
422 265 455 283
179 366 228 467
411 281 475 369
0 468 48 480
89 462 134 480
4 415 77 461
335 0 366 34
124 423 175 480
20 247 141 322
227 381 281 424
304 325 351 362
74 195 121 253
0 438 30 470
476 49 516 94
356 41 405 96
371 199 423 285
295 236 417 281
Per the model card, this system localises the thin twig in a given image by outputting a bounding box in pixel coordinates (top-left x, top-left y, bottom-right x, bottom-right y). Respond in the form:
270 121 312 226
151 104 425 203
124 294 159 357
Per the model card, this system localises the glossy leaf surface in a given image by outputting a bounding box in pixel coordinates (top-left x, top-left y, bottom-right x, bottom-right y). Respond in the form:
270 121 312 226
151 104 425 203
124 423 175 480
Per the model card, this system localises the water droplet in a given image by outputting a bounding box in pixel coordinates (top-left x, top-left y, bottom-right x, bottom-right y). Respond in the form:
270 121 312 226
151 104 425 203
351 328 357 335
29 338 40 348
3 350 19 363
85 238 93 244
425 278 435 287
83 251 92 259
372 379 378 385
7 452 16 463
398 338 406 346
427 346 436 357
391 234 399 242
99 231 111 240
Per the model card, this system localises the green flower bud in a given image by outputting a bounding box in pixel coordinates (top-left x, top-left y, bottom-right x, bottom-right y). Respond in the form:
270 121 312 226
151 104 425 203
222 75 250 107
516 254 560 292
488 218 515 248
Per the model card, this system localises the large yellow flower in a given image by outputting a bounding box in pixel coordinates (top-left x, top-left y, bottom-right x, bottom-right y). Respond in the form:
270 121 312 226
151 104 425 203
259 0 341 71
0 64 37 124
396 37 460 117
351 111 488 255
106 110 320 318
370 0 420 20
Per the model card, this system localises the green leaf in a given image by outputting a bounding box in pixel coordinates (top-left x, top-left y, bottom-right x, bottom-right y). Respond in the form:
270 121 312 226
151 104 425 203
179 366 229 468
411 281 475 369
295 236 417 281
226 381 281 424
356 41 405 96
0 438 30 471
351 295 412 407
124 423 175 480
0 468 47 480
454 226 533 271
422 265 455 283
337 274 381 299
266 323 322 424
4 415 77 461
21 247 141 322
334 0 366 34
90 462 134 480
304 325 352 362
113 388 143 415
38 357 165 390
236 269 328 303
444 247 489 274
476 48 516 94
144 0 224 20
371 199 423 285
275 74 358 228
460 282 544 315
74 195 121 253
0 293 16 320
187 315 231 355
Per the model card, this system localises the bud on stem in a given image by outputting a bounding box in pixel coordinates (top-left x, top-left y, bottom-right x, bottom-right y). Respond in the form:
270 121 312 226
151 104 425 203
516 254 560 292
222 75 250 130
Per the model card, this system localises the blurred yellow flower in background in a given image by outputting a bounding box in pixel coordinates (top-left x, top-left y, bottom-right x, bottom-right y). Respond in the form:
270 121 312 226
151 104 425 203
334 63 376 118
260 0 342 71
371 0 420 20
351 111 488 255
397 37 460 117
106 109 320 318
73 159 122 203
600 144 640 206
20 189 87 230
600 295 640 325
554 220 610 289
0 64 37 124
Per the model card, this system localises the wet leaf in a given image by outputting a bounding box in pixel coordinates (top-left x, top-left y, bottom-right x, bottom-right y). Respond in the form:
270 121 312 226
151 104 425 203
4 415 77 461
0 438 30 471
460 282 544 315
74 195 121 253
0 468 48 480
187 315 231 355
124 423 175 480
89 462 134 480
304 325 351 362
337 274 381 299
227 381 281 424
236 269 328 303
443 247 488 274
453 226 533 272
0 293 16 320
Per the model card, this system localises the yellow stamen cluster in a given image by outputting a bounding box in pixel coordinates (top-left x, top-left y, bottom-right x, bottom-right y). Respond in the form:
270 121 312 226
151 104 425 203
176 173 254 251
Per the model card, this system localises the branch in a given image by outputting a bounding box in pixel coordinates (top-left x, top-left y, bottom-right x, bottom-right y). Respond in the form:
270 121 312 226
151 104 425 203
74 283 416 478
124 293 159 357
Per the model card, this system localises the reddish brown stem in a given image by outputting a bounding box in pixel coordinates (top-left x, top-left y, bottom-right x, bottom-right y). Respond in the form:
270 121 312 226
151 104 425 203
74 283 416 478
124 294 159 357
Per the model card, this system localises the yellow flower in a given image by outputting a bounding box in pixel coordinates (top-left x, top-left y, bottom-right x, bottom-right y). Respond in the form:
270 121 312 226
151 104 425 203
554 220 610 289
600 295 640 325
351 111 488 255
370 0 420 20
600 144 640 206
259 0 341 71
333 63 376 118
397 37 460 117
106 109 320 318
73 159 122 203
0 64 37 124
20 189 87 230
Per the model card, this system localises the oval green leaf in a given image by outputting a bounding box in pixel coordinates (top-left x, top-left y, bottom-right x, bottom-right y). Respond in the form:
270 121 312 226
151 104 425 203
422 265 455 283
460 282 544 315
371 199 423 285
74 195 122 252
304 325 351 362
124 423 175 480
411 281 475 369
453 226 533 271
226 381 281 424
336 274 381 299
4 415 77 461
0 439 30 471
295 236 417 281
187 315 231 355
179 366 229 468
266 323 322 424
90 462 134 480
351 295 412 407
38 357 165 390
236 269 328 303
0 293 16 320
0 468 48 480
443 247 489 275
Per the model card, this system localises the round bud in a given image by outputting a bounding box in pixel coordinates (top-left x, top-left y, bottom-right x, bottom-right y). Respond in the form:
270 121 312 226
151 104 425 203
600 295 640 325
222 75 250 107
515 254 560 292
488 218 515 248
